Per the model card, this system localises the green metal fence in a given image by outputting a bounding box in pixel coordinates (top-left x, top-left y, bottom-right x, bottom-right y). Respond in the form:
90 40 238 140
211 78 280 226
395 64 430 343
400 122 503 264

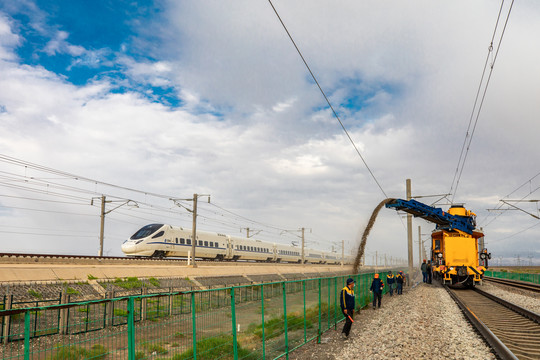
0 272 393 360
484 270 540 284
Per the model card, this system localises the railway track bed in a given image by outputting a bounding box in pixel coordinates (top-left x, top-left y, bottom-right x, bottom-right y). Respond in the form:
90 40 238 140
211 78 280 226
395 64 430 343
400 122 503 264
485 276 540 293
447 286 540 360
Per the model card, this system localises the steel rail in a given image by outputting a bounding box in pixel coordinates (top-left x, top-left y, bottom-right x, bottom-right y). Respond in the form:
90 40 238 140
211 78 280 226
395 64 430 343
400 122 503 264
484 276 540 293
0 252 347 266
445 286 518 360
445 285 540 360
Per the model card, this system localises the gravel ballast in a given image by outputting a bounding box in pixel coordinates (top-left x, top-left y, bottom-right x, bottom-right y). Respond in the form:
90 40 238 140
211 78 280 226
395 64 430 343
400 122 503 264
291 282 496 359
481 281 540 314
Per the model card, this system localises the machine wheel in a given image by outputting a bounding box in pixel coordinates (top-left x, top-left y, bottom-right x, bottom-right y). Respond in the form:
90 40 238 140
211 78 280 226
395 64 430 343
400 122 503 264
152 250 165 259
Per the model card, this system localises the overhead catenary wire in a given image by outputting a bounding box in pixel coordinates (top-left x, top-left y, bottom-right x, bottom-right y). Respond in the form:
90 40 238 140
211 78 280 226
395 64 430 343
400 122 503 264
0 154 325 250
266 0 387 199
449 0 514 203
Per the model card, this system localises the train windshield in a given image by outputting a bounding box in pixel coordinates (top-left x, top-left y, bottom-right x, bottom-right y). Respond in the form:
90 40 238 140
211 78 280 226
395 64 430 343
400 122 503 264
130 224 164 240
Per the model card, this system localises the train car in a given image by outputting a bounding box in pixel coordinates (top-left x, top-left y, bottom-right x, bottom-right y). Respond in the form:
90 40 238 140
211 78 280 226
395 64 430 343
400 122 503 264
123 223 336 264
305 249 325 264
230 236 274 262
121 224 231 260
323 251 340 265
430 205 489 287
274 243 301 263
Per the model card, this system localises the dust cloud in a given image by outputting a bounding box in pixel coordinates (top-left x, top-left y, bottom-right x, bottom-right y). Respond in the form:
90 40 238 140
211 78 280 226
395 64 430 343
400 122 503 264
352 198 396 274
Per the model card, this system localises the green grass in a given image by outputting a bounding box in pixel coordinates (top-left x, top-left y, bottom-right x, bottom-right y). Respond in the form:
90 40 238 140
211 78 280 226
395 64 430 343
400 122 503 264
66 287 80 295
50 344 107 360
144 343 168 355
28 289 43 299
148 277 160 287
113 308 128 317
114 277 144 289
251 313 313 340
87 274 97 280
175 335 257 360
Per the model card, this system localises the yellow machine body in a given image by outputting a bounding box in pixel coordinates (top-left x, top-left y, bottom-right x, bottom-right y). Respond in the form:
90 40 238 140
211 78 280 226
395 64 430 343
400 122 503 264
431 206 486 287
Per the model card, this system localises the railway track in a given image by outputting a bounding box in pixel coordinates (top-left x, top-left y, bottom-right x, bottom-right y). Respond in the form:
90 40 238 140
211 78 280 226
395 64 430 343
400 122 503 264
0 252 348 266
446 286 540 360
485 276 540 293
0 252 186 262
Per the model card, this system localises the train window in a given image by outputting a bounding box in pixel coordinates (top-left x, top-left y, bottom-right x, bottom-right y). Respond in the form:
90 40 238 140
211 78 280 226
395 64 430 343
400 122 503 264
434 240 440 250
199 240 203 246
151 231 165 239
130 224 164 240
215 243 218 248
210 242 213 247
204 241 208 247
187 239 191 245
180 238 185 244
175 238 179 244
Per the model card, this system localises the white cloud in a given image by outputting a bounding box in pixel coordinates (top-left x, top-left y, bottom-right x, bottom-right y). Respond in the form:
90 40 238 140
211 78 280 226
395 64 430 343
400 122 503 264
0 13 20 60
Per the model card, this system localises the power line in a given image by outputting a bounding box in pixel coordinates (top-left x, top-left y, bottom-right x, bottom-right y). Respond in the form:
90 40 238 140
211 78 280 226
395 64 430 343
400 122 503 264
449 0 514 202
480 170 540 228
266 0 387 198
0 154 329 248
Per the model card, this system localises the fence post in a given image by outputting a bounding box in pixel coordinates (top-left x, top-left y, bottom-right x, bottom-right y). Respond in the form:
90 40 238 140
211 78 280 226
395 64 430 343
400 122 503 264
2 294 12 344
261 285 266 359
142 287 148 320
303 280 306 343
59 288 68 335
105 289 114 328
282 282 289 359
191 292 197 360
127 297 135 360
24 310 30 360
231 287 238 360
317 278 321 344
327 278 330 330
169 289 174 315
334 277 337 329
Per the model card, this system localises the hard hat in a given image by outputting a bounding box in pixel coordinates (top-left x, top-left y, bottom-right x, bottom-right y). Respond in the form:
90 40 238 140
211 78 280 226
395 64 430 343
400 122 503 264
374 274 379 278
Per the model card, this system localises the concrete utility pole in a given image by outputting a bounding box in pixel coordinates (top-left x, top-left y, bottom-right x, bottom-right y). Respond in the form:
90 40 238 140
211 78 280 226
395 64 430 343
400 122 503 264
418 226 422 268
341 240 344 267
94 196 137 257
301 227 305 265
170 193 210 268
99 195 106 257
191 193 198 268
406 179 414 278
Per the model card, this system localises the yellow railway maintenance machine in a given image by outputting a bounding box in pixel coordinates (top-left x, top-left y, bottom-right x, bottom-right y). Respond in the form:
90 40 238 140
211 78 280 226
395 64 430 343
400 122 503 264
386 199 491 288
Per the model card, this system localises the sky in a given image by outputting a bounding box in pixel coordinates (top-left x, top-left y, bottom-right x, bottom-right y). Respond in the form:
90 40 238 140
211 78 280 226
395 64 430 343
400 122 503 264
0 0 539 266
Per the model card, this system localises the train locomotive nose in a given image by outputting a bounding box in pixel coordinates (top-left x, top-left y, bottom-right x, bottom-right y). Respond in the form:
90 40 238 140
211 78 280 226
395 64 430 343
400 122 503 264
121 241 136 254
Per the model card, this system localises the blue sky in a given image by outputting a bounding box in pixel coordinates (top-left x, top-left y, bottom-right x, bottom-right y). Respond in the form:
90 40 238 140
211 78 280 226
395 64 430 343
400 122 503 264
1 0 540 265
5 0 181 105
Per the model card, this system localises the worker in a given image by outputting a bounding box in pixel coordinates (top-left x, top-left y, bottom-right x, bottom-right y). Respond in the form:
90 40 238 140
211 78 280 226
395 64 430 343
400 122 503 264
427 260 432 284
370 273 384 309
339 278 356 339
396 271 404 295
421 259 428 283
386 270 395 296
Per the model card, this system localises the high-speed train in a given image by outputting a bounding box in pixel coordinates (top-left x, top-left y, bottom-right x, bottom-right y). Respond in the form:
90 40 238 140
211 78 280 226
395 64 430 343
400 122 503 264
122 224 353 264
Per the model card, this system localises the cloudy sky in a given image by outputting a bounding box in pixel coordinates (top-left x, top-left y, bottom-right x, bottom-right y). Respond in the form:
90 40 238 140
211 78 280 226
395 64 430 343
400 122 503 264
0 0 539 266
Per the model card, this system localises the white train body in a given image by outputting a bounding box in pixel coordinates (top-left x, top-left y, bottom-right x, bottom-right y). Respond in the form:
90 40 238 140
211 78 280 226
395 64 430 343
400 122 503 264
122 223 353 264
